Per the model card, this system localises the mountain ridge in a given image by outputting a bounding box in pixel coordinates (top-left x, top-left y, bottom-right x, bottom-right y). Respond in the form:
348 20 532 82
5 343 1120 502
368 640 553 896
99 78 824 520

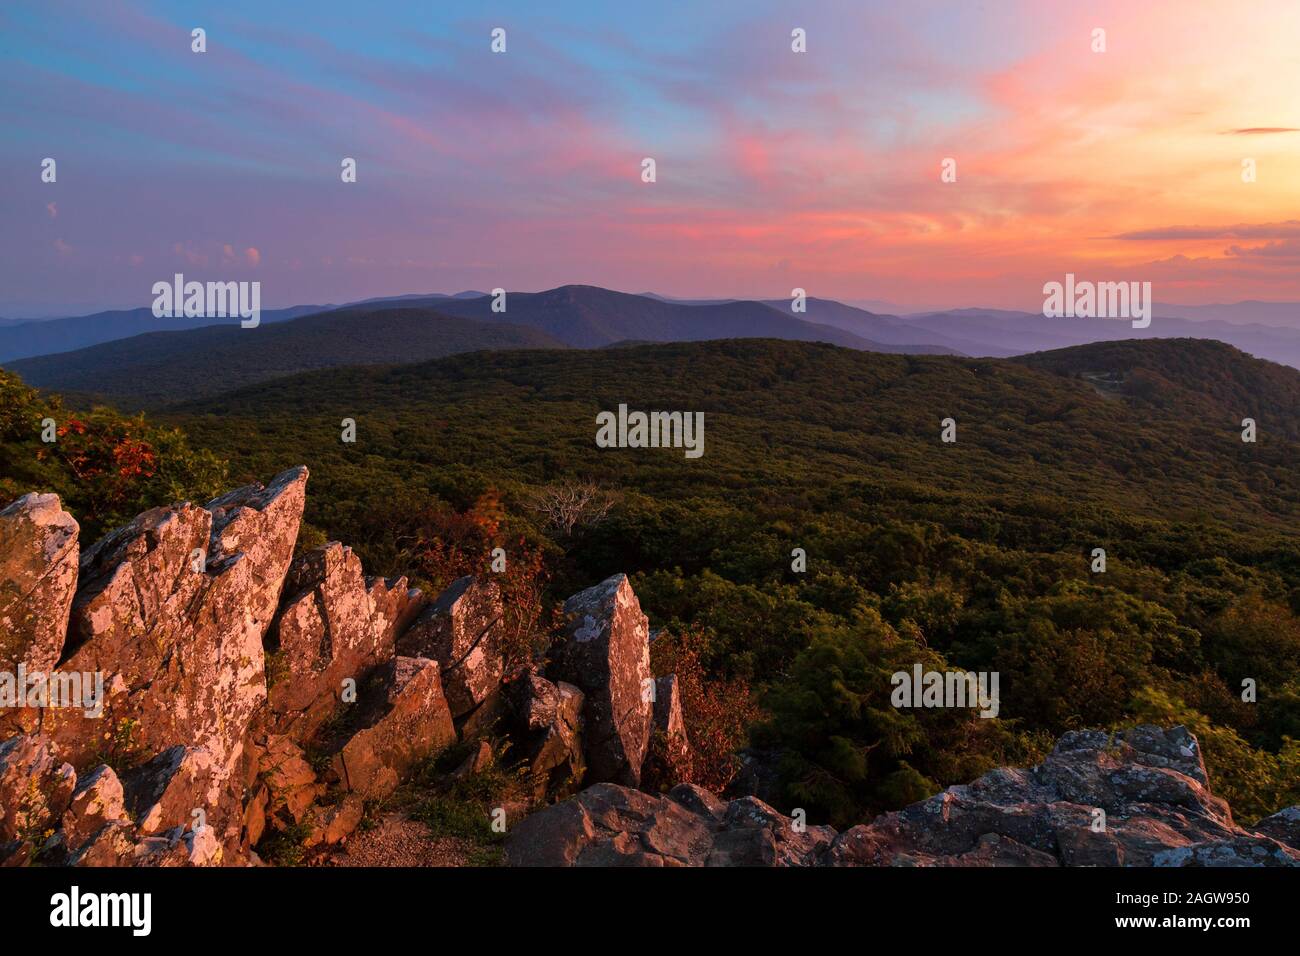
5 307 566 408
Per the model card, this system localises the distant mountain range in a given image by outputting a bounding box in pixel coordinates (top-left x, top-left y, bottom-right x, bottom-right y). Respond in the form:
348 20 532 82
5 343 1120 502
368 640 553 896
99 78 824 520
363 285 954 354
635 292 1300 369
6 308 563 408
5 287 1300 410
2 286 956 407
893 308 1300 370
0 304 332 363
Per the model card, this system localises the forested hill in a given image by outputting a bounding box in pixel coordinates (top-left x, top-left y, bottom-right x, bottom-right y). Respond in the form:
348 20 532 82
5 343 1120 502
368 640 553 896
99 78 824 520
172 336 1300 545
7 334 1300 825
1016 337 1300 443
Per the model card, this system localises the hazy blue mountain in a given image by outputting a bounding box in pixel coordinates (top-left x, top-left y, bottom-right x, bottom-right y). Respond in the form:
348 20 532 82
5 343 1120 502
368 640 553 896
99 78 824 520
0 304 333 363
1152 300 1300 328
393 284 961 354
901 308 1300 369
5 307 565 408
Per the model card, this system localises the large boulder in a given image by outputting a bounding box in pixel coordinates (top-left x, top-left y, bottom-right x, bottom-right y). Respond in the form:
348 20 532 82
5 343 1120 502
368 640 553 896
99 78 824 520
548 575 652 787
505 782 832 867
508 726 1300 868
0 493 79 677
396 576 503 717
329 656 457 800
824 726 1298 867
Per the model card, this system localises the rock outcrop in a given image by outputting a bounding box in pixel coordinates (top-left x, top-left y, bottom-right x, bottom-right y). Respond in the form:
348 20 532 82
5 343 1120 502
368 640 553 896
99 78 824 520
507 725 1300 867
0 494 79 677
267 542 404 742
328 656 457 799
5 473 1299 869
507 782 835 866
507 668 585 799
549 574 653 787
643 674 691 790
40 468 309 858
0 469 480 866
396 575 503 717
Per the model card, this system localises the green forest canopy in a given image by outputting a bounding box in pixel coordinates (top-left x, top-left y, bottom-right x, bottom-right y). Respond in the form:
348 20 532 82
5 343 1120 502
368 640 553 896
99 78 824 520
4 336 1298 826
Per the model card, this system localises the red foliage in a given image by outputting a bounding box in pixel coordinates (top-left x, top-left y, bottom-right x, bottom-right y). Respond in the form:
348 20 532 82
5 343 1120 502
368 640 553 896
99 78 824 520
409 491 558 668
649 626 762 793
38 415 159 526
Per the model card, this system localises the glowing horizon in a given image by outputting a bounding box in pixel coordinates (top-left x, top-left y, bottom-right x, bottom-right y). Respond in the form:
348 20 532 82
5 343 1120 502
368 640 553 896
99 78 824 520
3 0 1300 317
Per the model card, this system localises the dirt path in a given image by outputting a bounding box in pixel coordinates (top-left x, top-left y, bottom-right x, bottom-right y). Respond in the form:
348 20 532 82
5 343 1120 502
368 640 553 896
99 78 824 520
319 813 479 867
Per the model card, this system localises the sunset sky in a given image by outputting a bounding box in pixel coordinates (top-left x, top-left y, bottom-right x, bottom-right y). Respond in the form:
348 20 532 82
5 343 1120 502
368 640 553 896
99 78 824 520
3 0 1299 316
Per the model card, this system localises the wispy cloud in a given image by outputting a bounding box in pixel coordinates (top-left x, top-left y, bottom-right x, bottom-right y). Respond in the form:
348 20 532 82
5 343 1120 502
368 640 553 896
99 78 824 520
1114 222 1300 241
4 0 1300 312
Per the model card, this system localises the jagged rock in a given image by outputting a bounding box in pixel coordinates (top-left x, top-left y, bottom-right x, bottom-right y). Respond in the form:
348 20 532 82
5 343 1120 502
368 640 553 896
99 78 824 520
643 674 691 790
68 820 137 866
531 683 586 795
396 576 503 717
0 733 76 846
706 796 835 866
506 782 829 866
44 467 307 861
1152 835 1300 867
509 727 1300 868
549 574 652 787
267 543 399 742
827 726 1298 867
652 676 688 754
119 745 217 836
509 669 562 732
132 824 222 867
367 575 425 653
0 493 79 678
244 783 269 847
507 670 585 799
304 794 366 848
1253 807 1300 850
729 747 784 805
507 783 707 866
61 764 128 852
331 656 457 799
255 734 323 827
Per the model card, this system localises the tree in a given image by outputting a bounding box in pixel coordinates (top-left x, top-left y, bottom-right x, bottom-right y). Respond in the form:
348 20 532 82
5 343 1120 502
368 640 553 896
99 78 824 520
529 479 619 537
